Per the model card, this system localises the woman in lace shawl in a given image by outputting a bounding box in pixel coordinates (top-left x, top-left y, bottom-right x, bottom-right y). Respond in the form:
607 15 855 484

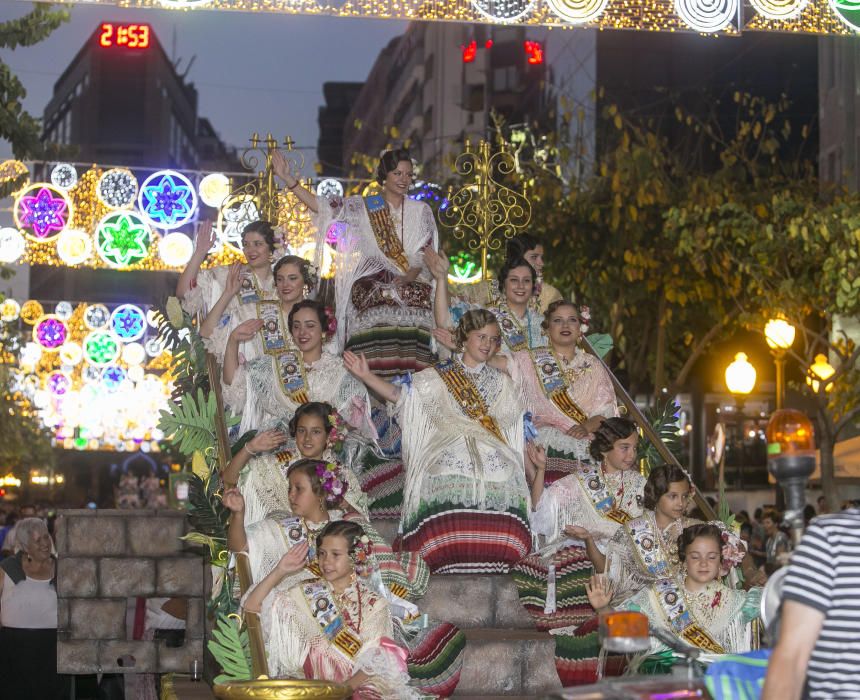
345 309 532 574
222 300 374 438
244 520 417 698
430 252 547 354
584 523 760 671
513 418 646 631
273 148 438 376
176 221 279 361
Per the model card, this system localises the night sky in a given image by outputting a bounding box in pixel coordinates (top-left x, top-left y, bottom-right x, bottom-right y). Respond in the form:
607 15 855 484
0 3 407 172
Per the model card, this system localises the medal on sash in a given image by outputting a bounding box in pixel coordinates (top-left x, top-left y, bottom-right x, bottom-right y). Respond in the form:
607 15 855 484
575 462 633 525
531 347 588 424
274 350 310 404
238 269 264 305
280 516 321 576
491 303 528 352
653 577 725 654
627 515 675 578
364 195 410 273
435 359 507 445
301 579 363 659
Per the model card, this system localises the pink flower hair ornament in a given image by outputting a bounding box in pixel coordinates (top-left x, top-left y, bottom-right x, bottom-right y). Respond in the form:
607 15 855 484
326 410 348 452
315 461 348 506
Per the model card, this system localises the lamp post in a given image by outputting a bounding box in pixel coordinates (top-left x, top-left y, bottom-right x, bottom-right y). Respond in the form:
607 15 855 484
725 352 757 489
764 318 795 410
807 353 835 393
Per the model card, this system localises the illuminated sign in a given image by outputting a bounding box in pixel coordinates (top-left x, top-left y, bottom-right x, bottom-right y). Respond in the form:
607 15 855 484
98 23 151 49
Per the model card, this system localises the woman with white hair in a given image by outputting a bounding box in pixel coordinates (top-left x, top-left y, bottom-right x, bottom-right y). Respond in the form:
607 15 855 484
0 517 62 698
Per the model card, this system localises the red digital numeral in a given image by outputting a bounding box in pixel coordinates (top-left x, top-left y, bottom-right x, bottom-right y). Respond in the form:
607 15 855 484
97 22 151 50
99 23 113 47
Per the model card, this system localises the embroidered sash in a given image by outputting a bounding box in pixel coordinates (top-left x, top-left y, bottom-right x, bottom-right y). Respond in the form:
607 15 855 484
652 577 725 654
238 269 265 305
279 516 321 576
272 350 310 405
530 347 588 424
363 195 409 273
491 303 528 352
301 579 363 659
626 515 675 579
434 359 507 446
257 300 291 355
574 462 633 525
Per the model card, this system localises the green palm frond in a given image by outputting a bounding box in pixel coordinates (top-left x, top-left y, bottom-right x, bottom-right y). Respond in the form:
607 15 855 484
637 398 683 474
186 473 229 542
158 388 217 456
208 615 252 684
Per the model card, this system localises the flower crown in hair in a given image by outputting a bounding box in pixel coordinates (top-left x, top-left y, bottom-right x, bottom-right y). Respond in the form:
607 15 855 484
315 461 347 506
326 411 348 452
351 533 373 574
303 260 320 290
323 306 337 336
710 520 747 577
579 305 591 335
273 226 288 255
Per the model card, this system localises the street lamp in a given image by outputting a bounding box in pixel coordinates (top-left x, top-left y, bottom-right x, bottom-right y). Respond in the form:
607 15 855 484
765 318 795 410
725 352 757 488
806 353 835 393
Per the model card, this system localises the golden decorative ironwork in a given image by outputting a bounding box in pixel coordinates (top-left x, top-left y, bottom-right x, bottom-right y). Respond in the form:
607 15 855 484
439 139 531 281
213 680 351 699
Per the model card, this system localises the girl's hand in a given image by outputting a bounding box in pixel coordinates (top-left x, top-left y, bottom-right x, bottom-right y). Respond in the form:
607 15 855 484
193 221 217 260
423 247 449 281
230 319 264 343
224 263 245 297
222 488 245 513
343 351 371 380
432 327 456 351
272 149 297 188
526 441 547 471
564 524 594 542
585 574 613 611
567 424 590 439
276 541 310 575
248 429 287 454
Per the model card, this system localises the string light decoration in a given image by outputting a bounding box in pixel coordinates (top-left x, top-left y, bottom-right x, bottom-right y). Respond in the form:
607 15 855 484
47 372 71 395
84 303 110 330
14 184 72 240
316 178 344 199
472 0 536 21
21 301 45 325
51 164 78 190
59 341 83 366
55 301 74 320
57 229 94 266
101 364 127 391
138 169 197 229
0 299 20 323
0 159 28 185
110 304 147 341
84 330 121 366
198 172 230 208
546 0 609 22
97 168 138 209
674 0 738 31
33 315 68 351
750 0 808 19
0 227 26 263
217 194 260 249
158 232 193 267
830 0 860 28
96 211 152 268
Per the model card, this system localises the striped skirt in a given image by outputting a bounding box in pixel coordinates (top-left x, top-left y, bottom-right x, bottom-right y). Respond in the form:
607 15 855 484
355 406 405 519
553 616 626 687
401 505 532 575
403 620 466 698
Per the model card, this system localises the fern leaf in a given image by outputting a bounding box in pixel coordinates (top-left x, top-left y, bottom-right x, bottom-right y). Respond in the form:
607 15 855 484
207 615 251 683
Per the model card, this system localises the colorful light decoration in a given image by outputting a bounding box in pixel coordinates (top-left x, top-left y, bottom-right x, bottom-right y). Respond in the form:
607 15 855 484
158 232 194 267
56 228 94 266
122 342 146 365
59 342 83 366
21 300 45 325
471 0 535 22
674 0 737 31
138 170 197 229
316 178 344 199
0 227 26 263
96 211 152 268
0 159 28 185
51 164 78 190
47 372 72 395
218 194 260 249
84 330 121 366
546 0 608 22
97 168 138 209
830 0 860 29
198 172 230 208
145 337 164 357
84 303 110 330
34 315 68 351
101 364 127 391
0 299 21 322
750 0 808 18
55 301 74 320
110 304 147 341
15 184 71 240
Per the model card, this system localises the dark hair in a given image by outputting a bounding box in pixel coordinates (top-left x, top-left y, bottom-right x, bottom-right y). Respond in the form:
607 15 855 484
286 459 326 499
589 417 638 462
453 309 499 349
753 507 763 520
274 255 315 288
677 523 723 564
761 508 782 525
241 220 276 253
288 299 328 332
376 148 413 185
288 401 334 438
541 300 581 331
740 521 753 537
498 257 536 291
506 233 541 261
642 463 691 511
316 519 366 554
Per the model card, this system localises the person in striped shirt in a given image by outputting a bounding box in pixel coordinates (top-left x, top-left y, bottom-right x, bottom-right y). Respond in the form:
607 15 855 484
762 507 860 699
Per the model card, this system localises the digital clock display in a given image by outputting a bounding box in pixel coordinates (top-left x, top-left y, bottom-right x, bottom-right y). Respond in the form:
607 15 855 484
98 23 151 50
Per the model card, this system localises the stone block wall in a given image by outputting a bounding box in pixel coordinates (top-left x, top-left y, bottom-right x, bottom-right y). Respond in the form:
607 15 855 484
55 509 207 675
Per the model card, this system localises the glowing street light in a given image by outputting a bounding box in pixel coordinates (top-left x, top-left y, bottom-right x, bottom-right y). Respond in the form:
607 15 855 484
806 354 835 393
725 352 757 397
765 317 795 410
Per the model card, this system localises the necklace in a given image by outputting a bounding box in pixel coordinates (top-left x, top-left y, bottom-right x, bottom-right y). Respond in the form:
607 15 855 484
331 577 362 633
602 464 625 503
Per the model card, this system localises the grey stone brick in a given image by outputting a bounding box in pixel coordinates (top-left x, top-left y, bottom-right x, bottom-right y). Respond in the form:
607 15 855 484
493 576 536 628
420 575 495 627
156 556 205 596
57 598 70 632
58 639 99 674
100 558 156 597
127 515 185 556
522 638 563 694
56 557 98 598
99 640 158 673
66 515 126 556
185 598 205 639
157 638 204 674
69 599 126 639
456 639 522 694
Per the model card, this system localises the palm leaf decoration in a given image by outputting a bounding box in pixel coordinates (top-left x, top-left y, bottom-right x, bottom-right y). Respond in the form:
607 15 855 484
158 388 218 456
637 398 683 474
208 615 252 684
186 473 229 544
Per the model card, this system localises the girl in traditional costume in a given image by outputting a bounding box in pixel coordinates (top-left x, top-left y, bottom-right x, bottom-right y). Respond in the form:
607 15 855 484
244 520 417 698
514 418 646 631
344 309 532 574
176 221 279 360
222 300 374 437
584 522 759 670
549 463 696 686
273 148 438 376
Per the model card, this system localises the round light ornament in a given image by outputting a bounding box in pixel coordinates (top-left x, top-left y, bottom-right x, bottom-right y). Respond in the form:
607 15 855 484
21 300 45 325
217 194 260 250
144 336 164 357
750 0 808 18
34 315 67 351
471 0 536 22
316 178 344 199
96 211 152 268
0 227 26 263
47 372 72 396
110 304 147 342
546 0 609 22
84 303 110 330
674 0 737 31
56 229 93 266
97 168 138 209
138 170 198 229
55 301 74 320
127 365 145 383
59 342 83 366
198 173 230 208
51 163 78 190
0 299 21 322
14 183 72 241
122 342 146 366
84 330 121 366
82 365 102 383
101 364 127 391
830 0 860 29
158 232 194 267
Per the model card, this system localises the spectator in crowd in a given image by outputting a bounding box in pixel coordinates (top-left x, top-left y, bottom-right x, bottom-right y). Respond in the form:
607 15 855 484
1 504 36 555
748 507 767 566
816 495 828 515
762 506 860 700
762 508 790 574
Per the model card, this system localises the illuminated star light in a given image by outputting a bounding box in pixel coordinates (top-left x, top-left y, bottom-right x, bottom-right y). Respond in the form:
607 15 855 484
110 304 146 341
139 170 197 229
97 212 151 267
18 187 68 239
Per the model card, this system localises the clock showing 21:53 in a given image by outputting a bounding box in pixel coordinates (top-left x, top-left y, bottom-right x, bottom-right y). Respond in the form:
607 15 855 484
97 23 151 50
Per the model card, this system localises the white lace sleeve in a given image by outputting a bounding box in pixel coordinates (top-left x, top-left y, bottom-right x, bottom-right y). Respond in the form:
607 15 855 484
408 201 438 283
181 268 224 316
531 483 563 541
222 364 248 415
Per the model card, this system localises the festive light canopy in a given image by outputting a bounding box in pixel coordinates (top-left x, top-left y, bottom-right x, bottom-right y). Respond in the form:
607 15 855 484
138 170 197 229
40 0 856 33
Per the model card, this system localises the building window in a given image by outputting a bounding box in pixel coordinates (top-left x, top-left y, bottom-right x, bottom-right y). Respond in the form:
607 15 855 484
493 66 518 91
